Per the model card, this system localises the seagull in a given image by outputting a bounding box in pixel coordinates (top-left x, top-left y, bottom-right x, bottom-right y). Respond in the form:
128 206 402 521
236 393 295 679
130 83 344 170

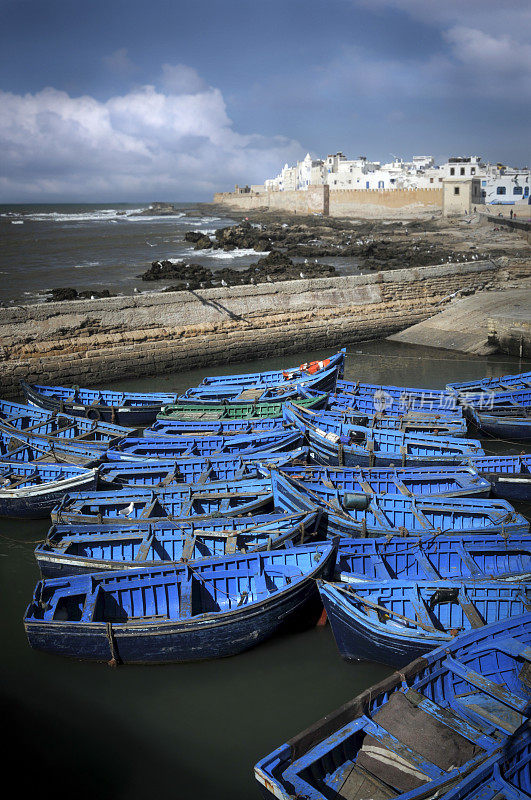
267 275 272 282
118 501 135 517
133 287 139 294
146 240 156 247
221 279 228 286
90 295 96 300
299 272 305 279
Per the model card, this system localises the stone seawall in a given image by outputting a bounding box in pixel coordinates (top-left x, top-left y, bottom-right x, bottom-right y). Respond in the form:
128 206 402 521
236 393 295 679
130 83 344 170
213 187 442 218
0 261 500 398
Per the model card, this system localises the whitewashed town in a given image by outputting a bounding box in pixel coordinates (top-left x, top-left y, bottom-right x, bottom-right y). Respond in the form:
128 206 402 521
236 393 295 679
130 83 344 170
258 152 530 204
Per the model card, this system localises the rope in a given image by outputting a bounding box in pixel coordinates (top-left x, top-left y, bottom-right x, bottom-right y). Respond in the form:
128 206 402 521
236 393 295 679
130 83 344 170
344 350 531 365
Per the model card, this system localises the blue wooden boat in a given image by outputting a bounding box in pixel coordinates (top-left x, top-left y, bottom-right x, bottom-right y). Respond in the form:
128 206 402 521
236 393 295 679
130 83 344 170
271 470 529 539
305 386 466 417
292 404 468 437
460 387 531 410
440 722 531 800
334 534 531 583
0 410 133 450
0 426 103 465
196 348 346 387
105 429 303 461
0 461 98 518
98 447 308 488
146 417 287 436
35 509 321 577
448 370 531 394
280 464 491 498
319 579 530 667
284 403 484 467
24 542 337 663
149 406 468 437
51 477 275 523
179 363 340 403
467 454 531 501
468 406 531 442
337 378 458 411
21 380 180 426
255 613 531 800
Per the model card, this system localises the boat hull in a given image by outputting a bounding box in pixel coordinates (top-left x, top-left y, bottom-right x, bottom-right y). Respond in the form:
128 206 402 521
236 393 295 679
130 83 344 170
320 582 441 667
25 547 336 663
0 470 98 518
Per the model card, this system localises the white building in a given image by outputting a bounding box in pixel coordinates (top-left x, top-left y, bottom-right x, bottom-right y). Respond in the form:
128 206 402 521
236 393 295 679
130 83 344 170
263 151 530 202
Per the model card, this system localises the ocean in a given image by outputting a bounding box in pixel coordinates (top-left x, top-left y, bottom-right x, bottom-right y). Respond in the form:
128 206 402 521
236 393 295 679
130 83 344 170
0 202 240 305
0 201 365 306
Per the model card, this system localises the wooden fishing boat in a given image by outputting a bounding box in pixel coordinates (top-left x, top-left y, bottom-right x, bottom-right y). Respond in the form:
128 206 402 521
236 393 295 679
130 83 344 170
0 410 134 449
24 542 337 663
279 464 492 498
336 378 458 412
0 426 104 465
0 461 98 518
319 388 465 417
255 613 531 800
319 579 530 667
105 429 303 461
98 447 308 488
271 470 529 539
290 404 467 437
147 417 287 437
51 477 275 524
468 454 531 501
440 722 531 800
334 534 531 583
179 363 340 403
468 406 531 442
284 403 483 467
156 392 327 422
195 348 346 387
20 381 180 426
459 387 531 411
35 509 321 577
447 370 531 394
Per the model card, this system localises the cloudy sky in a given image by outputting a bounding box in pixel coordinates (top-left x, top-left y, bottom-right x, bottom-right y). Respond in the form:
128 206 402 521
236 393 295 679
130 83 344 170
1 0 530 201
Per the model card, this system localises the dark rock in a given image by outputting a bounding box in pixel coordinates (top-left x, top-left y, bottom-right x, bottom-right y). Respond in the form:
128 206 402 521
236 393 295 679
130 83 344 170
184 232 205 243
193 235 213 250
45 287 116 302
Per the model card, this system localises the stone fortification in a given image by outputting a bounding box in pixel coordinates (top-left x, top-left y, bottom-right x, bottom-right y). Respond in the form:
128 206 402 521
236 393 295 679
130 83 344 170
213 186 442 218
0 261 501 398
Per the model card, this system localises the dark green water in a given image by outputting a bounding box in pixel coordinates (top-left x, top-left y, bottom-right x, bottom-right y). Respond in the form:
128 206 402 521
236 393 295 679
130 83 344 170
3 340 529 799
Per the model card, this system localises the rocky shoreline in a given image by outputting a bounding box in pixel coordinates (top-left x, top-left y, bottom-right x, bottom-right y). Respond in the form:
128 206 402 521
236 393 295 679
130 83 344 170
43 206 530 300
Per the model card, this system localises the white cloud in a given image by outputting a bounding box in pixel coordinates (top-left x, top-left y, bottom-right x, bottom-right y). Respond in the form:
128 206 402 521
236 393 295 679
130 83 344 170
351 0 531 100
0 69 303 201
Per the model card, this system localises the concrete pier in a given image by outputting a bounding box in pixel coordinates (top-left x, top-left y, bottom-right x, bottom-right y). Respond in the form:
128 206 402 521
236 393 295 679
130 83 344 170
0 260 506 398
389 278 531 356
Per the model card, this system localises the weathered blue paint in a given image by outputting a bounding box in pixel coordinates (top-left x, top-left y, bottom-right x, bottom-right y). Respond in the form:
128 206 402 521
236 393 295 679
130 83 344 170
468 454 531 501
52 477 276 524
280 464 491 498
105 429 303 461
35 509 321 577
272 471 527 538
319 579 531 666
255 613 531 800
0 461 98 518
284 403 483 466
24 542 337 663
21 381 181 426
334 534 531 583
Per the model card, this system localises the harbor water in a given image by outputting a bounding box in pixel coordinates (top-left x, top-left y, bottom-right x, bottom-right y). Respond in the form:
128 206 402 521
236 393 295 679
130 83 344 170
2 340 529 799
